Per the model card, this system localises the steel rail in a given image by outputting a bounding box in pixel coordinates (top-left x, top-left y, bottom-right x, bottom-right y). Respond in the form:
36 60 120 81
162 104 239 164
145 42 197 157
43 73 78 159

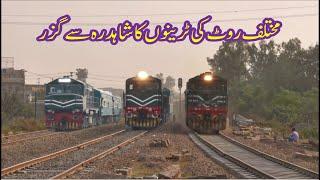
220 132 319 179
51 131 148 179
1 129 125 176
189 133 258 178
194 132 276 179
2 130 48 139
2 132 61 146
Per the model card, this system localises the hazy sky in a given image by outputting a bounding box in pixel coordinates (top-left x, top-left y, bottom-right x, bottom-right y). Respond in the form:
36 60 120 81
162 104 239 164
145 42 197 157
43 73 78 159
2 1 319 90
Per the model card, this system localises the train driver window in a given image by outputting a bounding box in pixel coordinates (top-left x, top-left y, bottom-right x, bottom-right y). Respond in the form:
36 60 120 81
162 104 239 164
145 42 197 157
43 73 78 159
129 84 133 90
50 87 56 93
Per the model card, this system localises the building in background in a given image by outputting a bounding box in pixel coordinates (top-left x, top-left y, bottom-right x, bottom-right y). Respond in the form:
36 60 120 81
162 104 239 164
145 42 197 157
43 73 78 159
24 84 45 102
1 57 45 103
1 57 26 100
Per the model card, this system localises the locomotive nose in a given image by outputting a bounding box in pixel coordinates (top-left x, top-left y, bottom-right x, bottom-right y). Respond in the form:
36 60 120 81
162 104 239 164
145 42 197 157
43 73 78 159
138 109 147 120
204 112 211 121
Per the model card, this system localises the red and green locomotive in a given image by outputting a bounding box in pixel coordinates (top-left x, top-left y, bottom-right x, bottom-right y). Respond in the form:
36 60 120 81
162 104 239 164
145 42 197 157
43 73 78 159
185 72 227 134
124 71 170 129
45 77 122 130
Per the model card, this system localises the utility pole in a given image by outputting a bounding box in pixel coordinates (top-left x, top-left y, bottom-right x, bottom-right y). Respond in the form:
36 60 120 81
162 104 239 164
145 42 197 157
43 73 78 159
35 78 40 120
178 78 182 120
34 90 37 120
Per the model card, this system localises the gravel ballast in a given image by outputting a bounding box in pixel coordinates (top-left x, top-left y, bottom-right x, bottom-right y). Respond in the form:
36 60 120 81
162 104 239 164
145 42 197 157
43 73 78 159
1 122 125 169
71 119 235 179
3 130 144 179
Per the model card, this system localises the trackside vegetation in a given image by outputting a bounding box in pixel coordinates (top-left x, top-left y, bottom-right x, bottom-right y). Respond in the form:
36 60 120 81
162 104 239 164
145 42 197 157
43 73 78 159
207 38 319 139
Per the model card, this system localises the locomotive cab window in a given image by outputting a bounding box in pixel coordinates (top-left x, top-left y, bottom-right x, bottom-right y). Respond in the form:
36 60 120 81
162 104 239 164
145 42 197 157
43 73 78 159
50 87 56 93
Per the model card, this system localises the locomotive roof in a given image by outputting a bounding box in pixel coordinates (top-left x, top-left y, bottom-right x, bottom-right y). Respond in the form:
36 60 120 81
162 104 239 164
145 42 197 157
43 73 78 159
94 88 122 99
46 77 85 85
125 76 161 83
94 88 113 96
187 72 226 83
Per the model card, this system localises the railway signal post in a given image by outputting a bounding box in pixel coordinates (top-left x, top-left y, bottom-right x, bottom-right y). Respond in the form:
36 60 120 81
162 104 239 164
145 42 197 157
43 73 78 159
178 78 182 120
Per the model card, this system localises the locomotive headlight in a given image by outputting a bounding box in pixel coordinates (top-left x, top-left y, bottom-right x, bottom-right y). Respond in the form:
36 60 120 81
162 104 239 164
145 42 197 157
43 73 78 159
58 78 71 83
137 71 149 80
204 74 213 81
47 110 55 114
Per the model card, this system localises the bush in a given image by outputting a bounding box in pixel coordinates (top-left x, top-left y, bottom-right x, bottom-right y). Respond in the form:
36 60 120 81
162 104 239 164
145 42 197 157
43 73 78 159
300 127 319 140
232 83 319 140
1 93 34 121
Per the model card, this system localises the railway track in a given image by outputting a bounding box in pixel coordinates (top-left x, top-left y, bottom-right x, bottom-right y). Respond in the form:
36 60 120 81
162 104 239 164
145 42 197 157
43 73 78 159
1 130 125 178
190 132 319 179
1 130 62 146
52 131 147 179
2 130 147 179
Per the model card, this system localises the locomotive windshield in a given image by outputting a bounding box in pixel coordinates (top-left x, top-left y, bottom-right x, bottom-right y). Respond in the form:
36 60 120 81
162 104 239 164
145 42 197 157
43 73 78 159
126 80 160 95
188 81 226 94
46 83 84 95
187 80 227 106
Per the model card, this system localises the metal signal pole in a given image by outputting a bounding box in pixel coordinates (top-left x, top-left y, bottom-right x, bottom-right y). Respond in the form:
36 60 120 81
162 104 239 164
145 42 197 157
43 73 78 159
179 90 181 119
34 78 40 121
178 78 182 120
34 90 37 121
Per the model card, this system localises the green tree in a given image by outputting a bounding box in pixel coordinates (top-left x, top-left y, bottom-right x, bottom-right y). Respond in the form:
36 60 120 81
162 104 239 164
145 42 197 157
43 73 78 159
207 41 250 113
1 92 33 122
164 76 175 91
206 39 319 139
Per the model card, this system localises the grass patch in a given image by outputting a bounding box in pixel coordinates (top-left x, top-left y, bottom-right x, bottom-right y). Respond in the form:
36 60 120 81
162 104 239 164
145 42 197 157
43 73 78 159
131 162 162 177
1 118 46 135
179 160 193 177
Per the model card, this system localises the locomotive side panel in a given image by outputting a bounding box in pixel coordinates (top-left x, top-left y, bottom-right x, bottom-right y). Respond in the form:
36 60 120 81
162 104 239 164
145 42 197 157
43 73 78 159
97 90 114 124
112 95 122 122
162 88 171 122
